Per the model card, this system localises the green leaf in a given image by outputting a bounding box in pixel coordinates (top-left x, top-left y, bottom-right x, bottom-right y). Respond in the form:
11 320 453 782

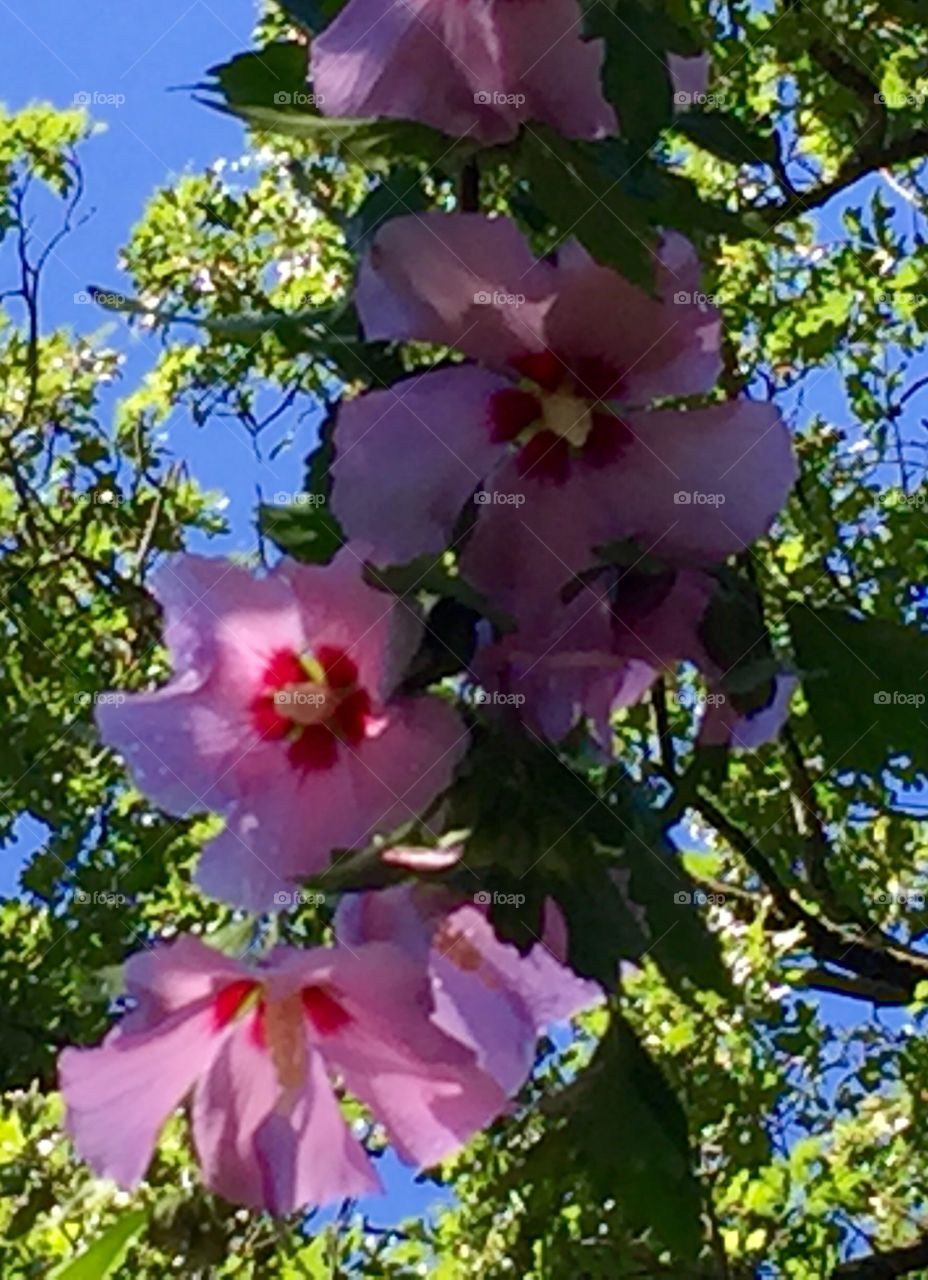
277 0 344 34
791 606 928 774
366 554 513 630
216 103 460 166
346 168 429 248
259 500 344 564
585 0 678 151
673 109 779 167
205 43 308 111
586 789 732 997
699 568 780 713
519 1017 703 1260
49 1210 148 1280
518 129 657 289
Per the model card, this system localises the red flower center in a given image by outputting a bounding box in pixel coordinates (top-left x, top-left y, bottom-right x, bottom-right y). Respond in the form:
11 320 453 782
212 979 352 1087
487 351 631 483
250 645 372 772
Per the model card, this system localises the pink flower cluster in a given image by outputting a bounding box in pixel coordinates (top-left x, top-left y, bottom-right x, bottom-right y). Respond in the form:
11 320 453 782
60 19 798 1217
62 891 598 1210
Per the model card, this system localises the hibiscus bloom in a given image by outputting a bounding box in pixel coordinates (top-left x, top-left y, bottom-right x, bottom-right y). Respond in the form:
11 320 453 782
59 935 508 1212
337 882 602 1094
330 214 796 626
475 565 795 750
96 550 468 911
310 0 616 144
475 566 715 747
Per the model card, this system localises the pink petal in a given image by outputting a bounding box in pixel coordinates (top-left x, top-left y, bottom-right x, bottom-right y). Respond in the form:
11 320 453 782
495 0 616 138
461 458 613 627
545 236 723 403
594 400 797 561
311 0 614 144
668 52 711 108
382 845 464 871
275 548 423 702
121 936 251 1030
311 0 516 143
436 903 603 1040
315 942 509 1168
59 1002 222 1189
356 213 554 367
95 554 307 816
330 366 511 566
196 696 468 911
193 1022 378 1212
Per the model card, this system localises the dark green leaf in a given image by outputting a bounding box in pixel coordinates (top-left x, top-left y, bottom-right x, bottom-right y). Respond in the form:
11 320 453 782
791 606 928 774
518 1016 703 1259
673 109 779 168
205 43 308 111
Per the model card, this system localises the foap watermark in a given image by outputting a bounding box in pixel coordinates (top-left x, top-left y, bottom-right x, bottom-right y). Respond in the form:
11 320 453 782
673 290 720 306
273 890 327 907
76 290 129 308
474 891 526 907
674 890 726 906
674 490 726 507
474 489 525 506
474 289 525 308
273 689 327 710
673 91 727 109
76 691 126 707
873 690 925 707
75 890 129 906
671 690 728 709
471 690 526 708
474 91 526 107
879 490 927 508
875 291 928 305
273 91 325 107
869 890 927 909
72 489 127 506
874 91 928 108
273 492 327 507
74 91 126 108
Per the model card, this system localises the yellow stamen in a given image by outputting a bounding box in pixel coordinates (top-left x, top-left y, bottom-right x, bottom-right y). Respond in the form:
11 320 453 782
264 993 307 1090
541 392 594 449
274 680 334 726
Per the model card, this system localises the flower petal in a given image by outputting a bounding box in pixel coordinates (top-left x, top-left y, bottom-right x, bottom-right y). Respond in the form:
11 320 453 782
331 366 511 566
195 696 468 911
545 234 722 402
356 213 554 366
193 1023 378 1212
595 401 797 561
313 943 509 1168
495 0 616 138
59 1002 222 1189
275 548 422 701
699 675 798 750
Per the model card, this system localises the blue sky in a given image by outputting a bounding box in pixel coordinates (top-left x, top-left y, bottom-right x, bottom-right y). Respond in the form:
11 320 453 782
2 0 927 1253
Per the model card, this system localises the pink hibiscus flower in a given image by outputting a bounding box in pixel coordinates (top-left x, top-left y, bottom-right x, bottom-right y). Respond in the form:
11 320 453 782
337 883 602 1094
59 935 509 1212
310 0 616 144
475 565 795 751
96 550 468 911
330 214 796 626
474 566 715 747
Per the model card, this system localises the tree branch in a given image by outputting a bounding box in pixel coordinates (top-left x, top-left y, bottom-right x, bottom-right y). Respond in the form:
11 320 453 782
832 1232 928 1279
